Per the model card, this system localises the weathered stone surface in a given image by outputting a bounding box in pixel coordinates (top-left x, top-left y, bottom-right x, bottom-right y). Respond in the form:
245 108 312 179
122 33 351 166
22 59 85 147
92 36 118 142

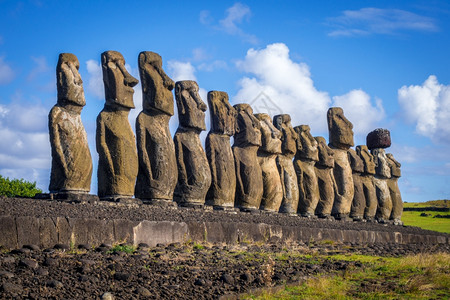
327 107 354 219
294 125 319 216
255 113 283 212
135 51 177 202
371 148 392 222
314 136 336 217
387 153 403 223
356 145 377 220
96 51 139 198
348 148 365 220
49 53 92 193
233 104 263 211
367 128 391 150
174 81 211 206
273 114 299 214
327 107 354 150
206 91 236 208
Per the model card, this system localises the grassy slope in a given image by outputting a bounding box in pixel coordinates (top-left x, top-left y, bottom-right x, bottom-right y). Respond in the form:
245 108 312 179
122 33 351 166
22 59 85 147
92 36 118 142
402 200 450 234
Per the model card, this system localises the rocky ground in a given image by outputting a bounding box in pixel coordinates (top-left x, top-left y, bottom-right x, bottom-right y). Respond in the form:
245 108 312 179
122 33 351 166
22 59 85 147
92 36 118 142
0 197 449 299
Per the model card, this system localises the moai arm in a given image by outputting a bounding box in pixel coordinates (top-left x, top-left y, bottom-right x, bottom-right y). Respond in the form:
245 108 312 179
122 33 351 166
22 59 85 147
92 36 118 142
49 110 68 177
136 116 152 180
206 138 218 187
96 117 114 177
174 135 188 186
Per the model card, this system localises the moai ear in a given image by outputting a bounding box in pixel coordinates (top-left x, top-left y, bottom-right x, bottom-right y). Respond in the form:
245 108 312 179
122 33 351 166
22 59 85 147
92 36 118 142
176 84 186 115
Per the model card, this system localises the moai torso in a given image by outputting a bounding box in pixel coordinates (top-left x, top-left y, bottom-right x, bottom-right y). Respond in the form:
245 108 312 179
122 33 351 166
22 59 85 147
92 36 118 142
255 113 283 212
205 91 237 208
387 153 403 224
96 51 139 199
294 125 319 217
49 53 92 193
135 51 178 203
348 148 365 220
371 147 392 222
233 104 263 211
314 136 336 217
173 81 211 206
327 107 354 219
356 145 377 220
273 114 299 214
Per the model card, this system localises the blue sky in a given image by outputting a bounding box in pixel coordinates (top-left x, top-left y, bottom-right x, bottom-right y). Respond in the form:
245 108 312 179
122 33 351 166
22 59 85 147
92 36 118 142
0 0 449 202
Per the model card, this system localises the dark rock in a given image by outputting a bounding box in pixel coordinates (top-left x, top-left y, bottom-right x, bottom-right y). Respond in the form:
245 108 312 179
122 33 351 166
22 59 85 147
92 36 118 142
54 243 70 250
136 286 152 297
47 280 63 289
19 258 38 269
367 128 391 150
0 270 14 279
11 247 31 254
43 258 58 267
35 267 49 276
1 282 23 294
23 244 40 251
221 273 235 285
114 272 130 281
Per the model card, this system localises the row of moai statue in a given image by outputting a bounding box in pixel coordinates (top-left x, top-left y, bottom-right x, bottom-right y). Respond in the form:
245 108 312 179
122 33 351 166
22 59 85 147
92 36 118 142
49 51 403 224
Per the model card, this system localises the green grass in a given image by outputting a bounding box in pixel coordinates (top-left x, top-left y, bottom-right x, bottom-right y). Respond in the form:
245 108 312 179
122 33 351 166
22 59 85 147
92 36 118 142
401 200 450 234
403 200 449 208
244 253 450 299
107 244 136 254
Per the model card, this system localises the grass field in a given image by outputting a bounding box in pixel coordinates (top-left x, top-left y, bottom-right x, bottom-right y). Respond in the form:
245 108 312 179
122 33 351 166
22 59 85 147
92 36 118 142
402 200 450 234
245 253 450 299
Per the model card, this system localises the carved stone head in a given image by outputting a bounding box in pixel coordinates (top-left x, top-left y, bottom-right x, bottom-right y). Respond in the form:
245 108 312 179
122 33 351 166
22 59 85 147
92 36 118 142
57 53 85 108
175 80 207 131
138 51 175 115
386 153 401 178
273 114 297 155
327 107 354 149
101 51 139 109
255 113 281 154
294 125 318 161
208 91 236 136
348 148 364 173
233 104 261 147
315 136 334 168
371 148 391 178
356 145 376 175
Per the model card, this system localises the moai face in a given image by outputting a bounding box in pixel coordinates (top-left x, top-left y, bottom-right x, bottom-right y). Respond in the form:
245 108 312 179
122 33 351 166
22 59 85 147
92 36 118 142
294 125 319 161
371 148 391 178
175 80 207 131
315 136 334 168
255 113 282 154
234 104 261 147
348 148 364 173
138 51 175 115
356 145 376 175
273 114 297 155
386 153 401 178
57 53 85 108
208 91 237 136
102 51 139 109
327 107 354 149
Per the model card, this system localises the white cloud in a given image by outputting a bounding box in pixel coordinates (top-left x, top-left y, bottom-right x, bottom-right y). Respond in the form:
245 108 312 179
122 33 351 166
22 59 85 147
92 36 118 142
168 61 197 82
398 75 450 144
86 59 104 99
328 8 438 37
332 89 385 135
27 56 49 81
198 60 228 72
233 43 331 132
199 10 213 25
0 56 15 84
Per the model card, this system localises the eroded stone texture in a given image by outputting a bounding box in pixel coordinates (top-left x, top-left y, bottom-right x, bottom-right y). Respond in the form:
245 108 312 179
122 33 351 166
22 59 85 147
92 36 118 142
327 107 354 219
233 104 263 211
49 53 93 193
367 128 391 150
135 52 178 203
387 153 403 224
273 114 299 214
356 145 377 221
348 148 365 221
255 113 283 212
294 125 319 217
96 51 139 199
206 91 237 208
174 81 211 206
314 136 336 218
371 148 392 223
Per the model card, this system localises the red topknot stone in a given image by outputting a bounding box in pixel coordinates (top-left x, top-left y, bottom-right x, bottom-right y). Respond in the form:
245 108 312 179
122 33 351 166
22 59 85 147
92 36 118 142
366 128 391 150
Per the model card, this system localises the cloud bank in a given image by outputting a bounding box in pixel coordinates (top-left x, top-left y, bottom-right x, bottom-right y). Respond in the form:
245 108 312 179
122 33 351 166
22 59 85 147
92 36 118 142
0 57 15 85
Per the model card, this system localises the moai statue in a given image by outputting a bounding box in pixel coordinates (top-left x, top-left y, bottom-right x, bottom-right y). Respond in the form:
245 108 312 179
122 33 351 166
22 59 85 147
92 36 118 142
96 51 139 200
233 104 263 211
314 136 336 219
49 53 93 195
273 114 299 214
173 81 211 206
205 91 237 209
387 153 403 225
294 125 320 217
254 113 283 212
367 129 393 223
356 145 377 221
348 148 365 221
327 107 354 220
135 51 178 205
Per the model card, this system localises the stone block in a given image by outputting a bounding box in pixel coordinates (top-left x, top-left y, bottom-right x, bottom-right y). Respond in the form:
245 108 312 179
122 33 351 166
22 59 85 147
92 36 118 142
0 216 17 249
16 216 40 248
